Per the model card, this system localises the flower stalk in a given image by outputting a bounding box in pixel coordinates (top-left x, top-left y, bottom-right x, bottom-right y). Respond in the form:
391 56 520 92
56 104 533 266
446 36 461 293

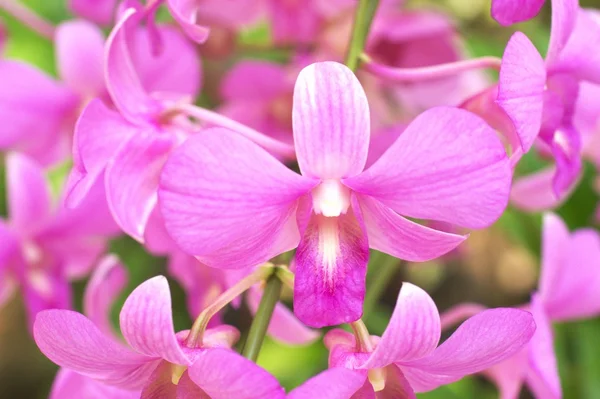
0 0 55 39
344 0 380 72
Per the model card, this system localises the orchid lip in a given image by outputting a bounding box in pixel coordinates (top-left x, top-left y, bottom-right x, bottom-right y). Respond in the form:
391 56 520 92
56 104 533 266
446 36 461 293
312 179 351 217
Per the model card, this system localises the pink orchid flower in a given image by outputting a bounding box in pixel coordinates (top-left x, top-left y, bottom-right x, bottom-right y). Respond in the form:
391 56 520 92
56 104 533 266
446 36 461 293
491 0 546 26
287 282 535 398
0 153 118 327
69 0 119 26
159 61 512 327
483 213 600 398
34 271 285 398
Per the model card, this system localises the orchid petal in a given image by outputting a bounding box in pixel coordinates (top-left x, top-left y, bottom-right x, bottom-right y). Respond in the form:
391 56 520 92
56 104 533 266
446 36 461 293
187 348 285 399
358 195 466 262
50 368 139 399
294 198 369 327
105 132 176 241
68 0 117 25
83 255 127 337
166 0 210 44
176 371 210 398
268 0 321 45
287 368 367 399
360 283 440 369
401 308 535 392
159 128 315 269
119 276 190 365
482 350 528 399
141 360 179 399
344 107 511 229
293 61 370 179
55 20 105 97
546 0 578 64
510 167 574 211
221 60 288 102
196 0 261 27
6 152 52 234
491 0 545 26
497 32 546 152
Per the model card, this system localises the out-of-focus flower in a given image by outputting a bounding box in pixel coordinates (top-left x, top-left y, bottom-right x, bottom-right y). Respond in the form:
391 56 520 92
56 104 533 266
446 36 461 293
287 283 535 398
34 274 285 398
0 153 118 328
491 0 546 26
68 0 119 26
159 61 512 327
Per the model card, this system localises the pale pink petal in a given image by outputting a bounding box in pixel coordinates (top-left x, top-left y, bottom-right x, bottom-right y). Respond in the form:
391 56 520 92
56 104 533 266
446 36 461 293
68 0 117 25
287 367 367 399
6 152 51 234
105 8 162 123
105 132 176 241
510 167 576 211
491 0 545 26
293 61 370 179
187 348 286 399
483 349 528 399
84 255 127 337
159 128 315 269
294 199 369 328
344 107 511 229
539 214 600 320
220 61 288 102
119 276 190 365
45 237 106 279
497 32 546 152
439 303 487 331
360 283 440 369
34 310 151 386
400 308 535 392
247 287 320 345
546 0 578 64
66 99 136 208
166 0 210 44
268 0 320 45
55 20 105 98
50 368 139 399
358 195 467 262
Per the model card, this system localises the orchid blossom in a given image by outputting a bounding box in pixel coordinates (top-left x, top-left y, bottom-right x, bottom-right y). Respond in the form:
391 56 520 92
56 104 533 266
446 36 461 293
491 0 546 26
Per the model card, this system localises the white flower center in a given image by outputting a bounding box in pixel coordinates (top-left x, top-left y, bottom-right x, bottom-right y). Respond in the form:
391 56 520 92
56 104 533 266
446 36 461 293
312 180 351 217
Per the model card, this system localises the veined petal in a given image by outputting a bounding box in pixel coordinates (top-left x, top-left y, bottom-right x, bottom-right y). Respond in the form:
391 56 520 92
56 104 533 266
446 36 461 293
360 283 440 369
546 0 578 64
6 153 52 234
166 0 210 44
119 276 190 365
159 128 315 269
293 62 370 179
187 348 286 399
491 0 545 25
84 255 128 337
400 308 535 392
358 195 466 262
105 132 176 241
50 368 139 399
294 198 369 327
287 368 367 399
510 167 574 211
66 99 136 208
55 20 105 98
344 107 511 229
68 0 117 25
497 32 546 153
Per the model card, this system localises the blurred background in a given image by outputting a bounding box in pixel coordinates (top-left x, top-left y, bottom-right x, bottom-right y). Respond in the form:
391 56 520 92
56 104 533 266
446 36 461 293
2 0 600 398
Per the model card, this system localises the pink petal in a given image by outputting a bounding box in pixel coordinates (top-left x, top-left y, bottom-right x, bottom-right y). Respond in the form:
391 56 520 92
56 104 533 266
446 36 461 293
68 0 117 26
33 309 151 388
140 360 179 399
526 294 561 399
491 0 545 26
66 99 136 208
483 350 528 399
158 128 315 269
401 308 535 392
50 368 139 399
176 371 210 398
21 264 72 329
187 348 286 399
287 367 367 399
293 61 370 179
497 32 546 153
196 0 262 28
166 0 210 44
0 221 17 297
294 200 369 328
220 61 288 102
119 276 190 365
55 20 105 98
268 0 321 45
378 365 418 399
510 167 576 211
6 152 52 234
246 287 320 345
360 283 440 369
546 0 578 64
358 195 467 262
83 255 128 337
344 107 511 229
105 8 162 123
105 132 176 241
539 214 600 320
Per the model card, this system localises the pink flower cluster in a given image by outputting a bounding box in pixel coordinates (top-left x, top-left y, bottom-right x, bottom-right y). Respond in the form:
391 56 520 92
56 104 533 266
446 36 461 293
1 0 600 397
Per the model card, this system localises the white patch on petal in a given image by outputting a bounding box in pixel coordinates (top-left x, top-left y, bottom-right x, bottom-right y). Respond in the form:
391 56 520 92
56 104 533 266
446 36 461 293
312 179 351 217
28 269 53 299
317 216 340 288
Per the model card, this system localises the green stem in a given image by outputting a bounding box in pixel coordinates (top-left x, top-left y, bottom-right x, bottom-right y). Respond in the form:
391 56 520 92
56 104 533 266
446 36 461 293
242 274 283 362
344 0 380 72
362 252 400 319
